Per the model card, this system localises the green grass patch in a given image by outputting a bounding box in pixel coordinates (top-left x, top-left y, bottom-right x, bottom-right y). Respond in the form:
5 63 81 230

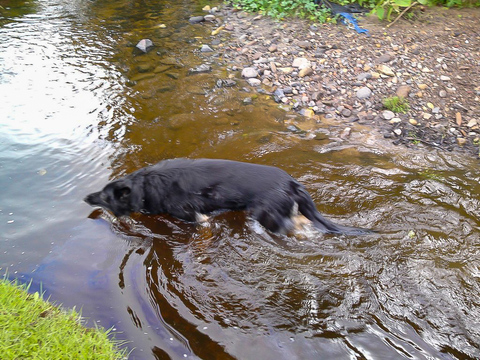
383 96 410 113
0 277 128 360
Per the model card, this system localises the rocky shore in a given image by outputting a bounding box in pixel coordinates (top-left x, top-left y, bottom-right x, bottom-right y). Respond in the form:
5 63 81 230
193 3 480 157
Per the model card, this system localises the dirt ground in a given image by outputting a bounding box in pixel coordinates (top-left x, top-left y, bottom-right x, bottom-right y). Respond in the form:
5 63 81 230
209 4 480 157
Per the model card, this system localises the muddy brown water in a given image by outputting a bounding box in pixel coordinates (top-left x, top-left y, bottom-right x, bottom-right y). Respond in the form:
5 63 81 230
1 0 479 359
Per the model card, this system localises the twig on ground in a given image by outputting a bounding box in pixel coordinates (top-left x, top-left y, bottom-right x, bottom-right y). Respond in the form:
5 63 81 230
387 1 418 28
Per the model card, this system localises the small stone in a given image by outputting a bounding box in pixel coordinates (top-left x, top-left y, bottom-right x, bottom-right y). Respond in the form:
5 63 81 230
393 129 402 136
440 75 451 81
189 16 204 24
246 78 261 86
292 57 311 69
409 119 418 125
200 44 214 52
297 41 311 49
390 118 401 124
423 113 433 120
243 97 253 105
135 39 154 53
357 72 372 81
467 119 477 128
377 54 392 63
268 44 277 52
396 85 411 98
241 67 259 78
417 83 428 90
211 25 224 36
301 109 315 118
298 67 313 78
377 64 395 77
341 109 352 117
188 64 212 75
204 14 216 22
356 87 372 99
456 112 462 126
382 110 395 120
457 138 466 147
340 127 351 139
202 5 211 11
439 90 447 98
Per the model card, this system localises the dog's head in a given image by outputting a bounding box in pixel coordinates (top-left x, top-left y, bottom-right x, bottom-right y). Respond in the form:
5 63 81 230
84 179 138 217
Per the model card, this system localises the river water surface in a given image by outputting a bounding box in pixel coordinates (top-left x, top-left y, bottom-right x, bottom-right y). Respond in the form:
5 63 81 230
1 1 479 359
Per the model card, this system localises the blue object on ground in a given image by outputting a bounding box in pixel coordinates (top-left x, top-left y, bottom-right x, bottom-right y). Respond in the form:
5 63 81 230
338 12 369 35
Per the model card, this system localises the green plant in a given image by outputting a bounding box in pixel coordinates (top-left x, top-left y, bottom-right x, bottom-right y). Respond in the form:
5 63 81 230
383 96 410 113
372 0 479 21
229 0 331 22
0 278 128 359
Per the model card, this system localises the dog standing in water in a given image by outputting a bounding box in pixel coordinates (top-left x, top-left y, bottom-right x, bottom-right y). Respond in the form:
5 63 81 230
85 158 371 235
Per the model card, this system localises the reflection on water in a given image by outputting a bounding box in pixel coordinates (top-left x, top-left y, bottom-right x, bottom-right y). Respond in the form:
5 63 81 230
1 0 479 359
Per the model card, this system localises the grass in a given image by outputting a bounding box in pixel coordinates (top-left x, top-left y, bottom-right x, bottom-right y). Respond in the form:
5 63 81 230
383 96 410 113
0 277 128 360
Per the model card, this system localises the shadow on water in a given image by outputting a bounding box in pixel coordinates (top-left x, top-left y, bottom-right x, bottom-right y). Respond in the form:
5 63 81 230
1 0 480 359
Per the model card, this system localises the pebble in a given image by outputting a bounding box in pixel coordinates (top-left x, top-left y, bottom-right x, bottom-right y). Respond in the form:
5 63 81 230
393 129 402 136
246 78 261 86
439 90 447 98
440 75 451 81
298 67 313 78
200 45 214 52
341 109 352 117
292 57 311 69
189 16 204 24
135 39 154 53
340 127 352 139
377 54 392 63
241 67 259 78
356 87 372 99
204 14 215 22
409 119 418 125
268 44 277 52
357 73 372 81
417 84 428 90
396 85 411 98
382 110 395 120
188 64 212 75
377 64 395 77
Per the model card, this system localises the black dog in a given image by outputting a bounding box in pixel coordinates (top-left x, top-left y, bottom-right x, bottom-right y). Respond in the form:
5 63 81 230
85 158 371 235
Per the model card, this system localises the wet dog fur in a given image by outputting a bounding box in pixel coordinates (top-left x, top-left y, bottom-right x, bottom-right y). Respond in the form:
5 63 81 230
84 158 370 235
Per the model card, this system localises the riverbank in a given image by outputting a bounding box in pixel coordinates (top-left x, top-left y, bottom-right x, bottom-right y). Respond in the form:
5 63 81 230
0 278 127 359
201 3 480 157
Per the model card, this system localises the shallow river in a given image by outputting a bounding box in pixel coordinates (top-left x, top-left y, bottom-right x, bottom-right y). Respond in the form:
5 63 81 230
1 0 479 359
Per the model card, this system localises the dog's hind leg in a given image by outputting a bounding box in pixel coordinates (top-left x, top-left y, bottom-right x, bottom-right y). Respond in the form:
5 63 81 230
291 182 372 235
249 191 297 233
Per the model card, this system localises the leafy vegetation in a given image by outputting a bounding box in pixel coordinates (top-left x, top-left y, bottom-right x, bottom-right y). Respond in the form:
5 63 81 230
228 0 479 22
0 277 128 360
383 96 410 113
228 0 332 22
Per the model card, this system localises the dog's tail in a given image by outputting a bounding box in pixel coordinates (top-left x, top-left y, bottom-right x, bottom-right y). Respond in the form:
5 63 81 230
294 185 373 235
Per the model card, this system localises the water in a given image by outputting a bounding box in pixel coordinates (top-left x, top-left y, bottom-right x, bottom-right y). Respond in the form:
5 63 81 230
1 0 479 359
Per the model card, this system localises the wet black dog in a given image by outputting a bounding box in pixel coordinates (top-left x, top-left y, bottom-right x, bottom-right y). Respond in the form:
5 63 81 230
84 158 371 235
